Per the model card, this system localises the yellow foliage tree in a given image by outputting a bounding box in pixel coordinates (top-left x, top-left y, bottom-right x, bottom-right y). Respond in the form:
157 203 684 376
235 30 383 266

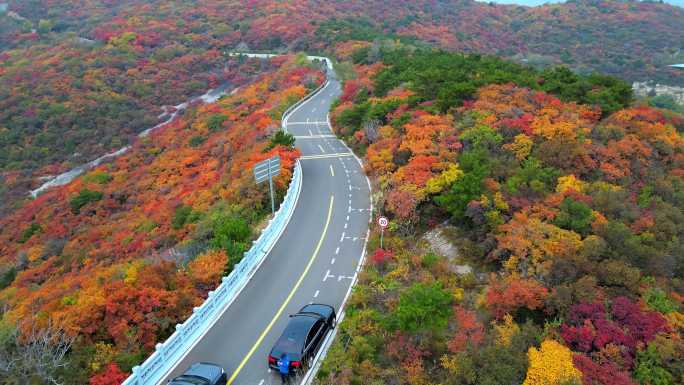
504 134 534 160
523 340 581 385
423 163 463 194
493 314 520 347
90 342 117 372
498 212 583 278
556 175 586 194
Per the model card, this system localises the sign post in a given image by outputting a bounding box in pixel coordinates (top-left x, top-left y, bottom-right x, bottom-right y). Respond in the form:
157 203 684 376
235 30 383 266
378 216 388 249
253 155 281 215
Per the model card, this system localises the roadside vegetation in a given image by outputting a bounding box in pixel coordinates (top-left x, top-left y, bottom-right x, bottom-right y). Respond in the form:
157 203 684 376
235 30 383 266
0 56 322 384
316 47 684 385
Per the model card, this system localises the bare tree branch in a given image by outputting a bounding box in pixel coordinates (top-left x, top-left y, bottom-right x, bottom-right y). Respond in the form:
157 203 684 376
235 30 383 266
364 119 381 143
0 319 75 385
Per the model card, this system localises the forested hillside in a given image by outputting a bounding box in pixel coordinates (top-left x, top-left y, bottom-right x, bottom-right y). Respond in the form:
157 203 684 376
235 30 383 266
1 1 683 384
0 55 322 384
1 0 682 214
316 47 684 385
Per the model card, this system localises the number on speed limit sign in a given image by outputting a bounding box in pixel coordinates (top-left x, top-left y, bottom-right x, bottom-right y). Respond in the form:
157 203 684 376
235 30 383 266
378 216 389 228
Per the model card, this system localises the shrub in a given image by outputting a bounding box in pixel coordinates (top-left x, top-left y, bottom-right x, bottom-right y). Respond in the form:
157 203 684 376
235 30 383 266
0 267 17 290
206 113 228 131
267 130 295 150
189 135 206 147
371 248 393 266
210 212 251 272
388 282 452 332
172 205 200 230
643 288 678 314
18 222 42 243
553 198 595 236
82 171 113 185
69 189 103 214
634 344 674 385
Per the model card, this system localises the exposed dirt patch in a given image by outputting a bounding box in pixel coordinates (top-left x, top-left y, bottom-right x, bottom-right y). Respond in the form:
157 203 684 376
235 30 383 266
421 225 473 276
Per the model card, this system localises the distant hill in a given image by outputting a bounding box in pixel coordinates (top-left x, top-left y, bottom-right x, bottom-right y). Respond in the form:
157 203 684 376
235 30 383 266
1 0 682 213
479 0 684 7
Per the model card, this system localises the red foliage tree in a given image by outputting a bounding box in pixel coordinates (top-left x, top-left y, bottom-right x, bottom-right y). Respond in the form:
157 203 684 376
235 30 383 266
561 297 668 373
448 306 485 352
572 354 636 385
485 276 550 319
371 248 393 266
89 363 128 385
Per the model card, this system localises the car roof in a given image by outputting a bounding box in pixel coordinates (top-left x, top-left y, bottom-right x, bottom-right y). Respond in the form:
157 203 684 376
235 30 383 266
298 303 334 318
182 362 223 382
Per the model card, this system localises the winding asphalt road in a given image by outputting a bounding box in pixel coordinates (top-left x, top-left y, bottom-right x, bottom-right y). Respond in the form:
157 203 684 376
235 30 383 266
161 69 371 384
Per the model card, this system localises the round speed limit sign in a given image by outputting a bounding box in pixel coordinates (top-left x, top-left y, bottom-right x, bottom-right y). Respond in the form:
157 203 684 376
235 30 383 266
378 216 389 228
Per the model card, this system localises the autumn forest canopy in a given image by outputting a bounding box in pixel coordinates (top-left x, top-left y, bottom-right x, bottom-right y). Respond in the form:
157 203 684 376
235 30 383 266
317 44 684 385
1 0 683 214
1 0 684 384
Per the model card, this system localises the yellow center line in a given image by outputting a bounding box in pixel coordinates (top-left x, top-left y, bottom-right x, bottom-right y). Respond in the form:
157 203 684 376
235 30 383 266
330 164 335 177
227 195 335 385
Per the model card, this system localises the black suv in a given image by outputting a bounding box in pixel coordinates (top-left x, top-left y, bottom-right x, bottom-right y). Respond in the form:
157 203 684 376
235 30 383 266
268 303 337 371
168 362 227 385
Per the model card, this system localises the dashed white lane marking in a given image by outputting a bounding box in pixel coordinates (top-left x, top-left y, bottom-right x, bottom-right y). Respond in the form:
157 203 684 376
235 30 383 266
314 290 319 298
340 232 345 242
335 247 340 255
343 236 366 242
258 379 264 385
344 223 348 229
330 164 335 177
346 215 349 221
331 258 336 265
318 144 326 154
308 129 314 136
323 270 334 282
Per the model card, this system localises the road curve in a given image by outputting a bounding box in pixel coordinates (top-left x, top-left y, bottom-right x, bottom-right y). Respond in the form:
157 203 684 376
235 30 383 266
161 68 371 384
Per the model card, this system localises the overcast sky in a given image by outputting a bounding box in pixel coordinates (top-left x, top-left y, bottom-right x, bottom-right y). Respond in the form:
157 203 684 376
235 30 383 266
476 0 683 7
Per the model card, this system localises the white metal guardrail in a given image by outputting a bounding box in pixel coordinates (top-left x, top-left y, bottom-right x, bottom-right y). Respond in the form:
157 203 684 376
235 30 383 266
121 54 331 385
122 160 302 385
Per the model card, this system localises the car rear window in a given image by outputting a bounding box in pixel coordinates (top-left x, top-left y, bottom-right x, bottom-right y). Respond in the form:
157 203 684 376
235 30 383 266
272 335 303 361
169 376 209 385
271 317 312 361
